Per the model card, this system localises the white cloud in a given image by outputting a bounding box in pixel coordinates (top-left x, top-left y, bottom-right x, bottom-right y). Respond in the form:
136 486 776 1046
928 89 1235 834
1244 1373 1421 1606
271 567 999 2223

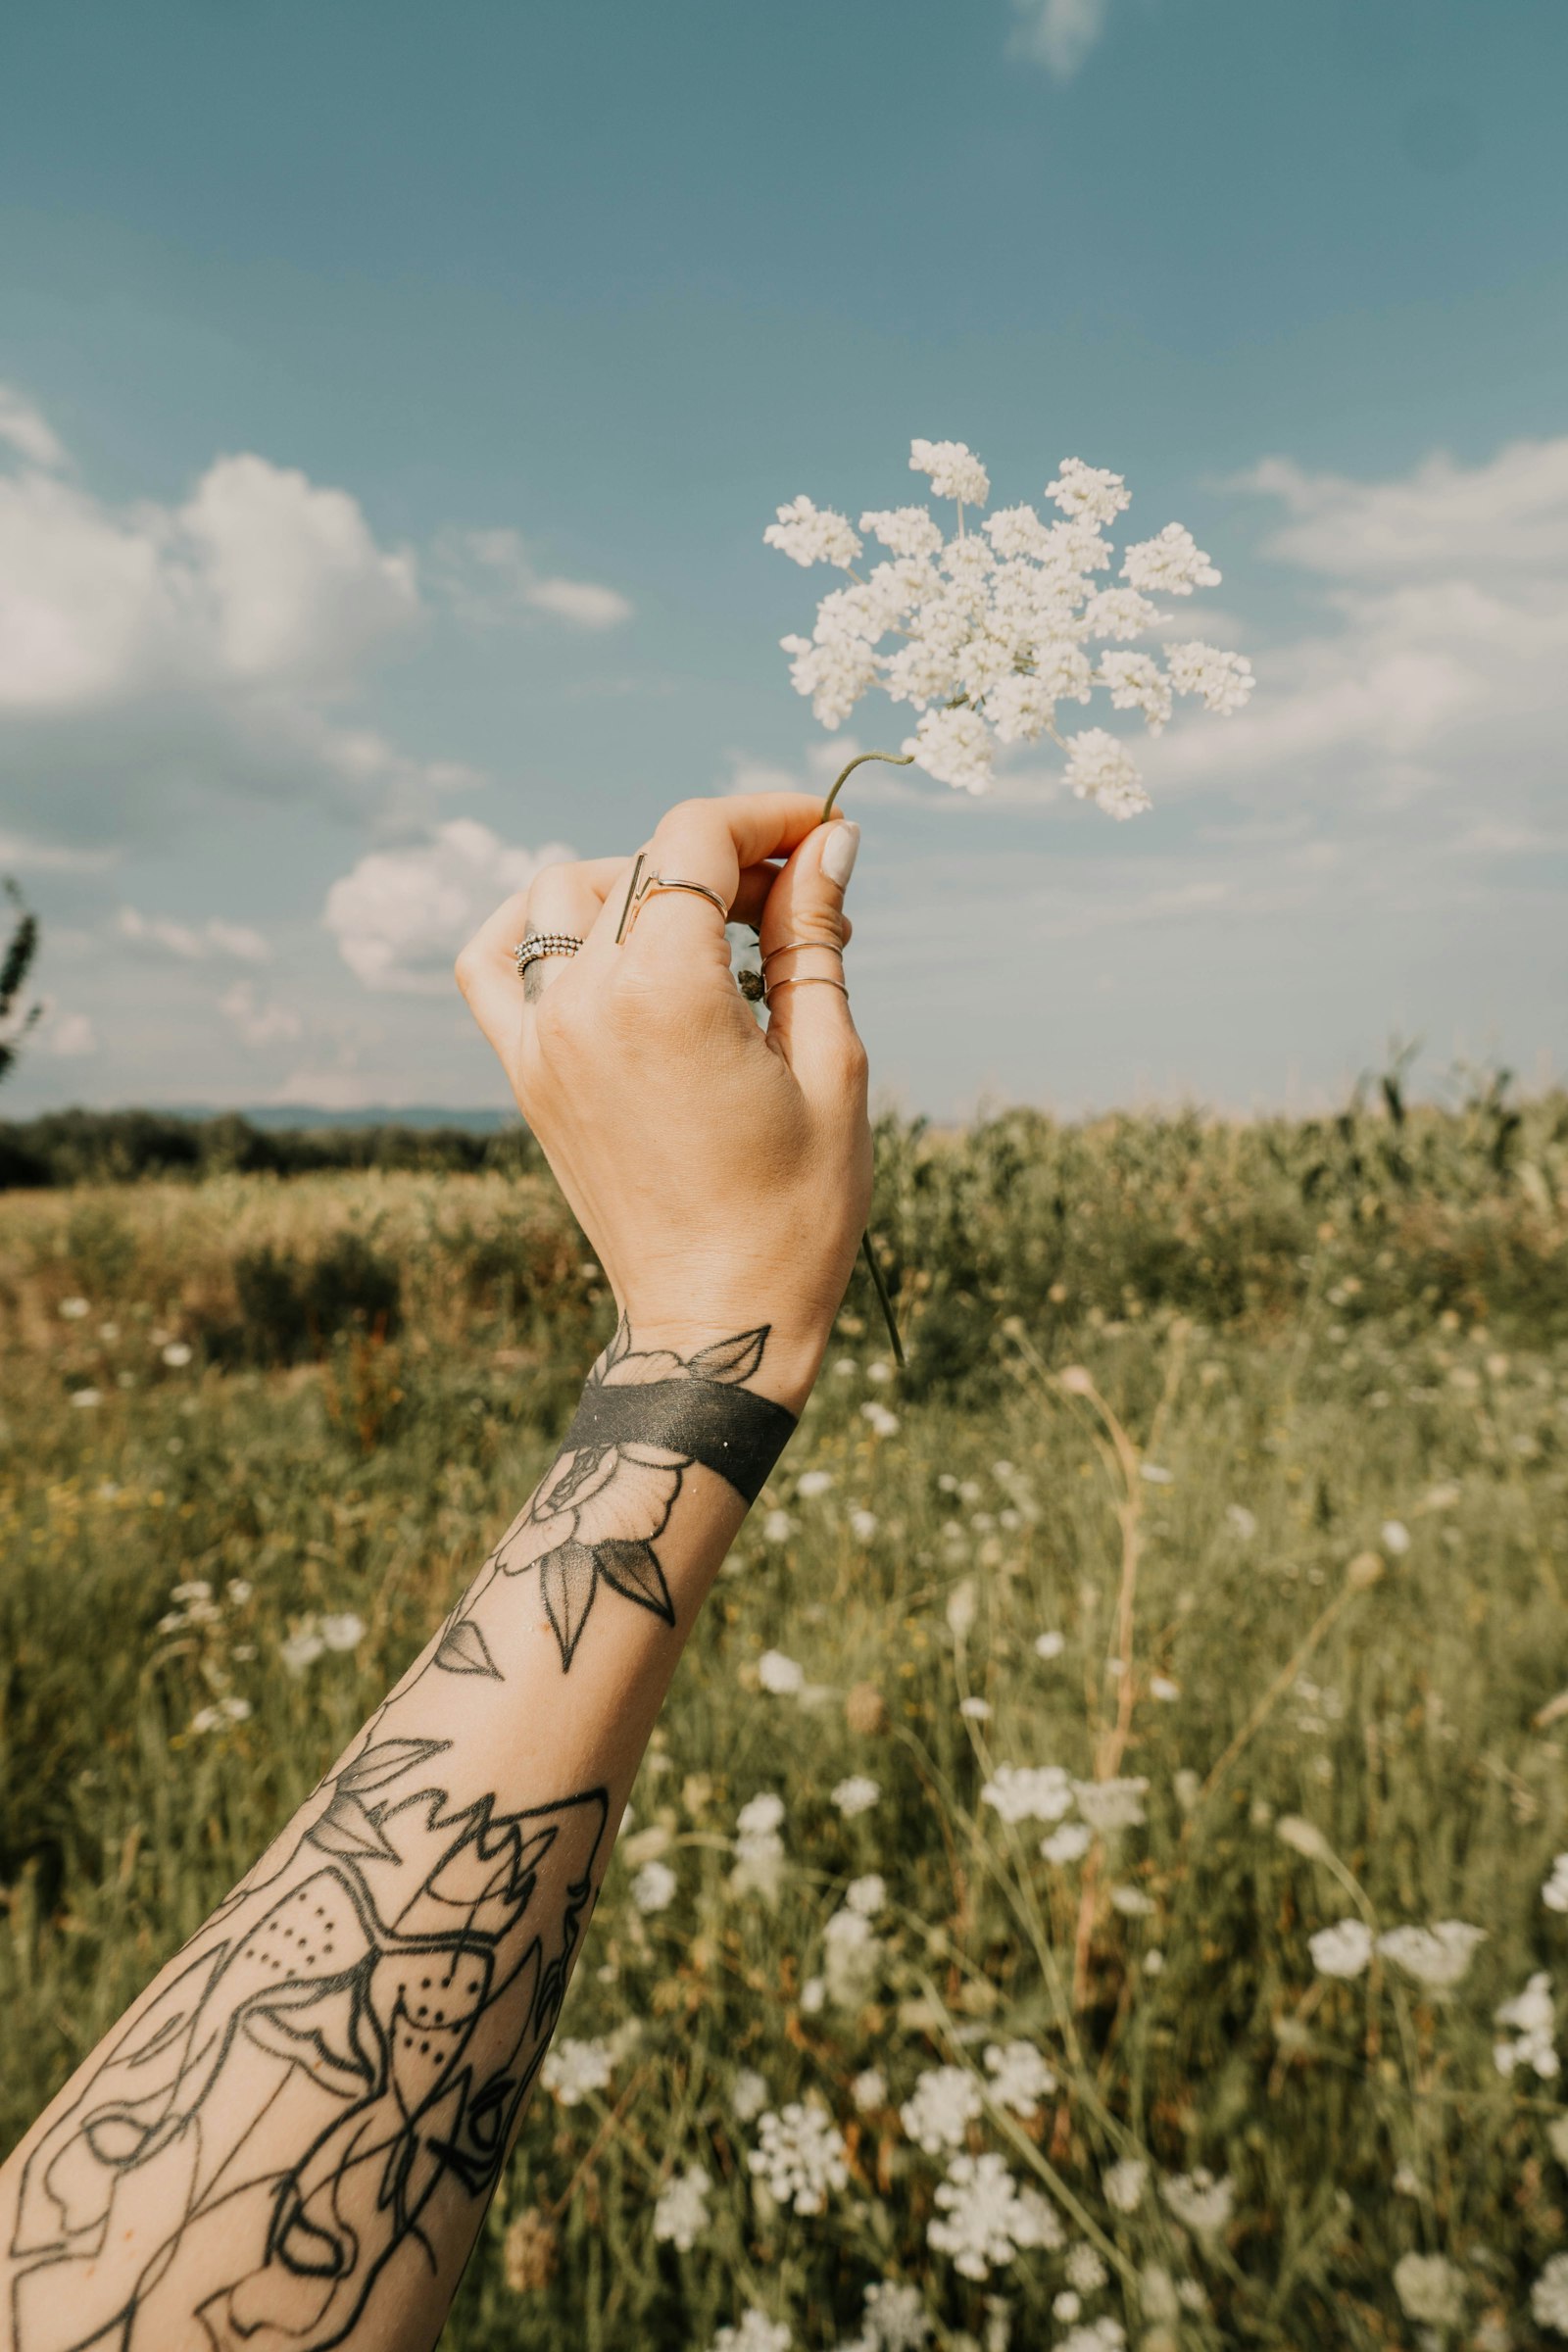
118 907 270 961
1007 0 1114 79
0 382 68 472
437 527 632 631
1236 438 1568 579
324 817 575 994
49 1011 97 1056
219 981 303 1047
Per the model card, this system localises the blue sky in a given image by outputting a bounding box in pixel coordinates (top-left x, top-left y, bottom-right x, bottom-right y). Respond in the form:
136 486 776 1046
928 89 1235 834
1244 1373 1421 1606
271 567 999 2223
2 0 1564 1117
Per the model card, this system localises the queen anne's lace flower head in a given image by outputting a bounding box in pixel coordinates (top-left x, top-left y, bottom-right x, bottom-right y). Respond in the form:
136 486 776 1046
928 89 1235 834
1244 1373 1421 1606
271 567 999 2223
900 2065 983 2155
927 2151 1064 2279
653 2164 712 2251
748 2101 851 2216
1375 1921 1486 1988
767 439 1250 816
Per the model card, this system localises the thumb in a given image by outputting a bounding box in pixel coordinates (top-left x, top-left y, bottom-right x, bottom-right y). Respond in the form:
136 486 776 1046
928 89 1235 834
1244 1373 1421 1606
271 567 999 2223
757 817 865 1100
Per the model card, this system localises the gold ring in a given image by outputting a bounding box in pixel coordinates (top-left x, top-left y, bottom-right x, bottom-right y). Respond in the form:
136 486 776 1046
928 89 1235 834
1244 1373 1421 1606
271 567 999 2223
760 936 845 968
764 973 850 1001
615 852 732 943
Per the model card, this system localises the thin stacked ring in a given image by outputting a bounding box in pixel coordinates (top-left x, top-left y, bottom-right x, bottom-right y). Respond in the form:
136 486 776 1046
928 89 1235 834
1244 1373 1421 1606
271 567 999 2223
513 932 584 979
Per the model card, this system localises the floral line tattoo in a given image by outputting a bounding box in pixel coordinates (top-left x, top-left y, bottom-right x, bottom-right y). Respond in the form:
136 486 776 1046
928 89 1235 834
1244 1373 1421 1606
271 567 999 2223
483 1317 797 1671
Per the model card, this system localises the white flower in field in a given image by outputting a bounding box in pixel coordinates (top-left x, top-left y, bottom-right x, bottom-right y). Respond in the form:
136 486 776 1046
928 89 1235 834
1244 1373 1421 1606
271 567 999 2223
1120 522 1219 597
1110 1885 1156 1919
732 1792 787 1898
1042 1822 1095 1865
1150 1675 1180 1702
856 2280 930 2350
1173 1769 1200 1813
737 1792 785 1838
823 1910 880 2007
1141 2266 1180 2324
220 1694 250 1722
1494 1973 1559 2080
800 1974 825 2013
1393 2161 1420 2197
320 1611 365 1652
1053 2290 1081 2325
852 2066 888 2113
279 1627 325 1674
959 1695 992 1722
866 1360 892 1383
759 1649 806 1696
947 1580 978 1638
1138 1461 1175 1485
982 1764 1074 1825
1309 1919 1373 1980
1276 1813 1333 1861
765 495 860 570
1164 640 1253 715
928 2151 1063 2279
541 2035 614 2106
1057 2324 1125 2352
1034 1631 1065 1660
1045 459 1131 526
1225 1503 1257 1540
749 2101 850 2216
172 1580 213 1602
653 2163 711 2251
1161 2167 1234 2240
232 1642 257 1661
1375 1921 1485 1988
71 1388 103 1409
833 1775 881 1818
849 1508 880 1542
846 1873 886 1917
161 1342 193 1368
188 1706 222 1734
631 1859 677 1916
796 1469 835 1499
902 706 994 795
731 2068 769 2123
1072 1778 1149 1835
909 438 990 506
901 2065 983 2155
225 1578 253 1605
1535 2254 1568 2336
1062 730 1151 821
860 505 945 559
1543 1855 1568 1914
1393 2251 1464 2327
1380 1519 1412 1555
59 1296 90 1319
860 1400 900 1438
1064 2241 1108 2293
712 2312 793 2352
1143 1947 1165 1976
1102 2156 1149 2214
761 1509 795 1544
983 2040 1056 2118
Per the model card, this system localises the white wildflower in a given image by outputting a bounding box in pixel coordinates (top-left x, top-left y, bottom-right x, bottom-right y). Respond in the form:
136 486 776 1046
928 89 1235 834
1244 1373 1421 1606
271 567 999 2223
631 1860 677 1916
1164 639 1253 714
161 1341 193 1368
1393 2251 1464 2327
59 1297 90 1319
928 2152 1063 2280
1150 1675 1180 1702
983 2040 1056 2118
832 1775 881 1818
1226 1504 1258 1539
70 1388 103 1409
731 2068 769 2123
759 1649 806 1696
1110 1885 1156 1919
225 1578 253 1604
653 2163 711 2251
1120 522 1219 596
846 1873 886 1916
732 1792 787 1899
280 1628 325 1674
764 495 860 570
1161 2168 1235 2239
1376 1921 1485 1988
902 706 994 795
749 2101 850 2216
850 1508 880 1542
1034 1631 1065 1660
1276 1814 1333 1861
858 2280 931 2349
220 1694 250 1722
1062 730 1151 821
852 2066 887 2113
172 1580 212 1603
860 505 945 559
1138 1460 1175 1485
901 2065 983 2155
1544 1854 1568 1914
1072 1778 1149 1834
1064 2241 1108 2293
540 2035 614 2106
1057 2323 1125 2352
1102 2157 1148 2214
1042 1822 1094 1865
1380 1519 1412 1555
712 2312 792 2352
909 438 990 506
959 1696 993 1722
319 1611 365 1652
1046 460 1131 525
1054 2291 1082 2326
947 1580 978 1638
796 1469 835 1499
860 1400 900 1438
1309 1919 1374 1981
823 1909 881 2008
1495 1973 1559 2080
188 1706 222 1735
982 1764 1074 1825
1535 2254 1568 2336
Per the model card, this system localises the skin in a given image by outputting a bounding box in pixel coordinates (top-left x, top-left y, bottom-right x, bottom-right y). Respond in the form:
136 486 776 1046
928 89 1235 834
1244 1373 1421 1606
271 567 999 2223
0 792 868 2352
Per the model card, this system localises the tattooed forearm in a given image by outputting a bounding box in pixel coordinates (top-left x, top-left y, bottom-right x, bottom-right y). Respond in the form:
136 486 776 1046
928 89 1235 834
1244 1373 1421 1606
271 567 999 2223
4 1315 796 2351
485 1316 797 1669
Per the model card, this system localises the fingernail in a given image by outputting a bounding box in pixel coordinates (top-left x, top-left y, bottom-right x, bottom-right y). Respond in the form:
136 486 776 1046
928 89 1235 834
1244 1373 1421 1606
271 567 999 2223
820 820 860 893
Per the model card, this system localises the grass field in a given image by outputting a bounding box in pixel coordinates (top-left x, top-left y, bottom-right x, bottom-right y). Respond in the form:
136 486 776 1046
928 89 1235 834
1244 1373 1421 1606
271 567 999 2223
3 1095 1568 2350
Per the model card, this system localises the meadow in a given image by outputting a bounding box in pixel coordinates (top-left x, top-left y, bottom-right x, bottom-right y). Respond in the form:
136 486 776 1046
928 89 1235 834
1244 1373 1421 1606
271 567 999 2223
3 1091 1568 2351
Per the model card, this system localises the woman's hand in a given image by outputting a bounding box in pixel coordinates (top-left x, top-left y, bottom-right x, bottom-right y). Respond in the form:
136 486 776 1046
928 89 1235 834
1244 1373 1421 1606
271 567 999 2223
456 792 869 1404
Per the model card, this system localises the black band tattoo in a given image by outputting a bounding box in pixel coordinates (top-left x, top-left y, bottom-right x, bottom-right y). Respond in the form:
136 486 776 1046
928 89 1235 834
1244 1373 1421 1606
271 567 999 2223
488 1317 797 1670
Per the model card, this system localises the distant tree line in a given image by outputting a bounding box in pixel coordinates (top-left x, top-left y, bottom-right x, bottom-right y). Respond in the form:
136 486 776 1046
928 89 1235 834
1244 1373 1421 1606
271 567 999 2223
0 1108 541 1191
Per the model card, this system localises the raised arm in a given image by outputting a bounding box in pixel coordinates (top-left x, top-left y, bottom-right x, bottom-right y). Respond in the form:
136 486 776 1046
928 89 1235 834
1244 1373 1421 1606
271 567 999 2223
0 791 868 2352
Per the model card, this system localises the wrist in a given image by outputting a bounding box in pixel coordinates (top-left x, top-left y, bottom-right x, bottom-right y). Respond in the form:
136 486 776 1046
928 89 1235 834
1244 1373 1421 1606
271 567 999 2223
599 1311 830 1417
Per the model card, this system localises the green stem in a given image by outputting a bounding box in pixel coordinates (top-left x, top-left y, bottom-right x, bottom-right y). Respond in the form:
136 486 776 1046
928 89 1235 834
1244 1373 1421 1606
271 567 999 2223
819 750 914 1368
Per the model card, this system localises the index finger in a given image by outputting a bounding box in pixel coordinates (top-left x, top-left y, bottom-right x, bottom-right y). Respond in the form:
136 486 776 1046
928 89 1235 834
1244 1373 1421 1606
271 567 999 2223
612 793 829 964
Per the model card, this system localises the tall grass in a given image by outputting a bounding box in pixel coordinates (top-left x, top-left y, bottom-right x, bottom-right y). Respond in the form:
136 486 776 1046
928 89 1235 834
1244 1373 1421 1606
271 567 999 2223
2 1098 1567 2349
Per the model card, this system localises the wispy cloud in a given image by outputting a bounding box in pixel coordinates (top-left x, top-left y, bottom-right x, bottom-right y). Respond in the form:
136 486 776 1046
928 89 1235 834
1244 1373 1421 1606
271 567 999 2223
117 907 271 962
323 817 574 995
1006 0 1114 80
435 527 633 631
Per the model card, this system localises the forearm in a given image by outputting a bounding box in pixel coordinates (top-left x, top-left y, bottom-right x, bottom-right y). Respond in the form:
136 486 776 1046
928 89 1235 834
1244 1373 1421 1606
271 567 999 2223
0 1312 814 2352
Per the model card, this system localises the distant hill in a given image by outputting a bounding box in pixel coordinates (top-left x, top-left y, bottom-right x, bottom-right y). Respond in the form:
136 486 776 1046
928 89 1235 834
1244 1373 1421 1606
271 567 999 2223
155 1103 520 1135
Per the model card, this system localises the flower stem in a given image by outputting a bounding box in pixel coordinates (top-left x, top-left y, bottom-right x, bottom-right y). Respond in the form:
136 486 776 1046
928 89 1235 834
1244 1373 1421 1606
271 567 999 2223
818 751 914 1367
